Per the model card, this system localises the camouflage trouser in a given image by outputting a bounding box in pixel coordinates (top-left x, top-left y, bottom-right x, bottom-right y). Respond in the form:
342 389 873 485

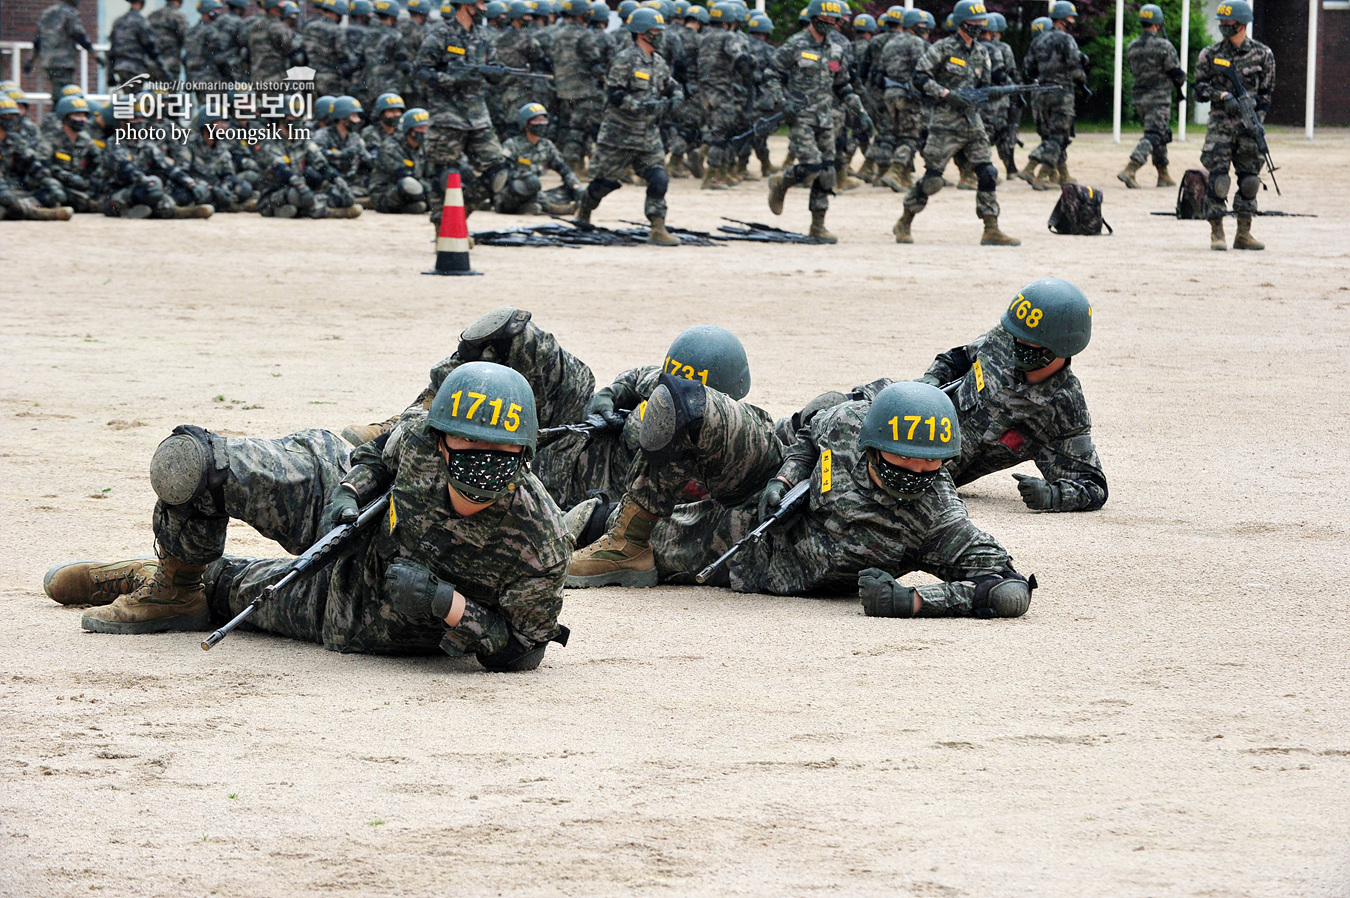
781 113 837 213
982 99 1015 172
701 86 750 171
256 180 329 218
1028 88 1075 167
44 66 75 93
560 95 604 165
420 320 633 510
314 71 347 97
879 89 924 171
1129 103 1172 167
587 139 668 219
864 86 895 164
627 387 782 519
371 178 428 213
903 124 998 219
104 179 178 218
423 123 505 207
1200 120 1263 216
650 497 985 614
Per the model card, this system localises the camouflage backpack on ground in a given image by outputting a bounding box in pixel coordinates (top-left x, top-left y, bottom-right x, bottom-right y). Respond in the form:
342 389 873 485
1047 183 1113 236
1175 167 1210 220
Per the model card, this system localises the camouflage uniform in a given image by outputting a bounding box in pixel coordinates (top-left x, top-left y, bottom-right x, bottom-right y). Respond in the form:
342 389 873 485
312 123 372 196
652 400 1017 615
495 133 582 213
1193 35 1275 217
358 20 413 110
181 129 255 211
584 40 682 220
772 26 865 214
877 29 926 174
247 12 301 85
254 126 355 216
214 10 253 82
696 25 752 175
302 13 354 95
667 24 704 172
344 18 374 91
490 25 552 138
109 5 169 86
903 34 999 219
148 2 189 82
154 425 568 655
34 0 94 93
96 136 181 217
398 13 430 106
743 35 781 172
184 16 220 99
551 18 602 166
561 23 614 169
368 129 431 212
41 124 100 211
1024 26 1085 171
981 36 1019 174
852 325 1106 512
1125 29 1180 168
414 16 508 208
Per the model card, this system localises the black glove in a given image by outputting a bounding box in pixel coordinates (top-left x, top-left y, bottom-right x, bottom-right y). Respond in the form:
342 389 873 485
946 89 972 110
273 161 295 182
23 58 35 75
584 389 625 429
1223 94 1242 115
322 483 360 532
1012 473 1060 511
858 568 916 618
756 479 788 524
383 557 457 621
191 181 212 204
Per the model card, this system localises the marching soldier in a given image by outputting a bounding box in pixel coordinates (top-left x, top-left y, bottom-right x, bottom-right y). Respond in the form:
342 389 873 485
1117 4 1184 190
1023 0 1087 187
30 0 95 94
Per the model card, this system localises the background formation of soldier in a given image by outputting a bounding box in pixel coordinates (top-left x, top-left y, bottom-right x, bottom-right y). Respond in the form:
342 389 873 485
5 0 1273 249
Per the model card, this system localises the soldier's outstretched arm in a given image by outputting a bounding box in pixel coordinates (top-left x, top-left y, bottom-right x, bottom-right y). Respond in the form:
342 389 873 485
923 339 980 386
1026 431 1107 512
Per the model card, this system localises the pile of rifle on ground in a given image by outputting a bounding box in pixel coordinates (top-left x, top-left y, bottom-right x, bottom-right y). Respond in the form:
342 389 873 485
471 217 828 247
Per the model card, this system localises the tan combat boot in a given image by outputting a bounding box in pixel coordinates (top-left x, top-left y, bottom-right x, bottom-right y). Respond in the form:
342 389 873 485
1029 164 1056 191
667 152 692 178
759 157 779 178
28 205 75 221
980 215 1021 246
893 209 914 244
766 172 790 215
856 159 877 184
1057 163 1074 184
1117 159 1142 189
1233 213 1264 250
44 558 157 606
172 203 214 218
565 496 659 588
1209 217 1227 251
835 164 861 191
326 203 361 218
81 554 211 634
687 147 705 178
1156 165 1175 187
701 166 728 190
574 192 596 224
809 209 837 244
646 216 681 247
880 165 910 192
739 160 761 182
957 167 978 190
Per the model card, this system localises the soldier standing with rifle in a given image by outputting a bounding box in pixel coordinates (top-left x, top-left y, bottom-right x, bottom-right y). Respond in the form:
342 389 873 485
1193 0 1275 251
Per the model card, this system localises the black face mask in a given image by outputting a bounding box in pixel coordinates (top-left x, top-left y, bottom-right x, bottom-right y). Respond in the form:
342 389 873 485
1219 23 1241 38
870 450 938 501
445 448 522 502
66 117 87 132
961 21 983 40
812 17 835 34
1013 341 1058 372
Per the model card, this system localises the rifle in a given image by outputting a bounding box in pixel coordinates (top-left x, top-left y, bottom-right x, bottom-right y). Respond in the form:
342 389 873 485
201 492 391 650
695 480 810 584
1221 65 1280 196
947 83 1064 125
1150 210 1315 218
729 112 783 151
537 409 630 442
883 77 922 100
718 217 823 245
453 61 554 81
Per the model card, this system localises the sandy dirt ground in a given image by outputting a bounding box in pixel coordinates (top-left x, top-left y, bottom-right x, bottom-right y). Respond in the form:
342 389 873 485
2 129 1349 898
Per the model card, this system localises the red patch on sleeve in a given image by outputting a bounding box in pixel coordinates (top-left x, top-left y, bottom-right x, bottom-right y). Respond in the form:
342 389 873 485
828 60 841 72
998 429 1026 453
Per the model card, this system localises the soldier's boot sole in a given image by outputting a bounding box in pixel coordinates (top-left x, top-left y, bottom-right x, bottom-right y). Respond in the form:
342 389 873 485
980 216 1020 246
30 205 74 221
564 562 658 589
80 605 211 634
126 205 153 219
342 423 387 446
1117 161 1142 189
326 204 361 219
1210 219 1227 251
44 558 157 606
274 204 298 219
766 173 789 216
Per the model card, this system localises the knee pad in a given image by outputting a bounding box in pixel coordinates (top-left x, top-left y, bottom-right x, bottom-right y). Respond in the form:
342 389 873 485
642 166 669 198
459 307 531 361
1209 169 1231 197
976 163 998 192
149 425 230 506
588 178 621 200
792 390 848 433
972 572 1037 619
398 175 424 199
639 374 708 459
813 167 836 193
136 177 164 204
1144 129 1166 149
508 172 541 198
1237 173 1260 201
921 169 945 196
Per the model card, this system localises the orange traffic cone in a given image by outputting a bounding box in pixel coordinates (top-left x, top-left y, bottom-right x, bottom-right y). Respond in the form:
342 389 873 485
424 171 481 276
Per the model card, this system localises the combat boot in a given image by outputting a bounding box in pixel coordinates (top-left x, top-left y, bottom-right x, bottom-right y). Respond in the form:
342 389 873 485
767 172 790 215
171 203 214 218
892 209 914 244
688 147 705 178
701 167 728 190
325 204 361 218
1117 159 1142 189
856 159 877 184
28 205 75 221
836 164 860 191
126 204 154 219
738 160 760 182
668 152 692 178
80 554 210 634
1057 163 1074 184
342 422 387 445
809 209 837 244
1029 164 1056 191
241 196 259 212
980 215 1021 246
273 203 298 218
646 216 681 247
44 558 157 606
565 496 659 588
879 165 910 192
759 153 779 177
1209 217 1227 251
1156 165 1175 187
574 195 594 224
1233 213 1264 250
957 168 978 190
